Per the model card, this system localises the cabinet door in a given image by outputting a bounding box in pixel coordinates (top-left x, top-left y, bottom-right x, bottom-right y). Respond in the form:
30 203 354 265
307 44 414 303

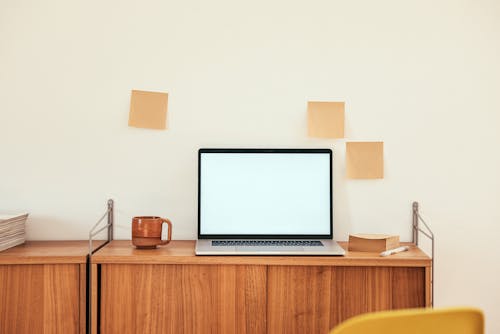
330 266 393 326
391 267 426 308
0 264 81 334
267 266 333 334
267 266 426 333
101 264 267 334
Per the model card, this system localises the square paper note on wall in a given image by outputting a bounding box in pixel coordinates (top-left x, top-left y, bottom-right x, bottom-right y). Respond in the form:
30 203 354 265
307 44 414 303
307 101 345 138
346 142 384 179
128 90 168 130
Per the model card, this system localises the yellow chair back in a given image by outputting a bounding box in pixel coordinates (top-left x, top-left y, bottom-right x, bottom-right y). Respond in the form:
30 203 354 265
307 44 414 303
329 307 484 334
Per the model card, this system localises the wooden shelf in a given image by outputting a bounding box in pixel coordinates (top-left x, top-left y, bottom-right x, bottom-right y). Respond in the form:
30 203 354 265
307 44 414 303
91 240 431 267
0 240 91 264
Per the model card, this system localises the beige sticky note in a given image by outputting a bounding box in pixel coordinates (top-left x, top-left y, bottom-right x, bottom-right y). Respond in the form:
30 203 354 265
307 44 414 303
307 101 345 138
346 142 384 179
128 90 168 130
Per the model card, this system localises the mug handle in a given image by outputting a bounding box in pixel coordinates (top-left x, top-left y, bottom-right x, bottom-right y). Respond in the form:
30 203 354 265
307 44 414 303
160 218 172 245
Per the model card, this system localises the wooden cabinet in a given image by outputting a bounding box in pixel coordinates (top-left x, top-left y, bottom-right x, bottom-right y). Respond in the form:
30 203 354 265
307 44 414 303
92 241 431 334
0 241 88 334
100 264 266 334
267 266 426 333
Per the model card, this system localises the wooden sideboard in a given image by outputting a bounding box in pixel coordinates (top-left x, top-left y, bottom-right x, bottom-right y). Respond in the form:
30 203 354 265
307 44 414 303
0 241 89 334
91 240 431 334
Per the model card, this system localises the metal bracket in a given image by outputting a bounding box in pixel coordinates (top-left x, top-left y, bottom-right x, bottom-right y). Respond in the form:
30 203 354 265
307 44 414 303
412 201 435 307
89 199 114 256
87 199 114 333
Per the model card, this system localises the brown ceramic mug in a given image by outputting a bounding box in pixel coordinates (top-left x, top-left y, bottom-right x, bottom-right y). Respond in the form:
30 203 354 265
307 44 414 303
132 216 172 249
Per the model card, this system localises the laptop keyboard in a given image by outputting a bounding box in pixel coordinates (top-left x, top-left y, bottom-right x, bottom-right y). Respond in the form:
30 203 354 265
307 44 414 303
212 240 324 247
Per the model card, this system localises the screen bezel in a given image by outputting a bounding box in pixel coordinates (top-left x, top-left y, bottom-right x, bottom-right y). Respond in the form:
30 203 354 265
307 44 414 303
197 148 333 240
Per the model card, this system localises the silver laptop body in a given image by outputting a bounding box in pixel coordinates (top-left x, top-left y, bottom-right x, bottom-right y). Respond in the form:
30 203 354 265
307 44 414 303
195 148 345 256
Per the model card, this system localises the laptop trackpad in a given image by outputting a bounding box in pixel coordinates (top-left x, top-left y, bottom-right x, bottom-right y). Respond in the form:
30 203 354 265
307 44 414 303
236 246 304 252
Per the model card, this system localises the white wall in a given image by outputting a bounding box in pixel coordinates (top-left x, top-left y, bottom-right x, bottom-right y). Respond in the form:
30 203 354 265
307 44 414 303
1 0 499 331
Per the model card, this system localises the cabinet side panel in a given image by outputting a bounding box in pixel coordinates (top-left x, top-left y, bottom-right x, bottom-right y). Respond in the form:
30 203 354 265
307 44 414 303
0 264 44 334
79 263 86 334
425 266 432 306
267 266 332 334
391 267 426 308
90 263 98 334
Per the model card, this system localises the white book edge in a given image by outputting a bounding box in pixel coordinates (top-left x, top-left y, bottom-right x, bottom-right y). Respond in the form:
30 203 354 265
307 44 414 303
0 213 29 224
0 238 26 252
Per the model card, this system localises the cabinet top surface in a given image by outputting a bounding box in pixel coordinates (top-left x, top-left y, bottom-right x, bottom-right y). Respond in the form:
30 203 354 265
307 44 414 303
92 240 431 267
0 240 91 264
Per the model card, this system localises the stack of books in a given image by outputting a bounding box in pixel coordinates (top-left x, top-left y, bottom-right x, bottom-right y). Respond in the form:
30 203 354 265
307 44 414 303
0 213 28 252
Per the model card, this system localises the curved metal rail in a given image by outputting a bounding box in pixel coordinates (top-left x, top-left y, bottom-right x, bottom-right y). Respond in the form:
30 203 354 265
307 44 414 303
412 201 435 307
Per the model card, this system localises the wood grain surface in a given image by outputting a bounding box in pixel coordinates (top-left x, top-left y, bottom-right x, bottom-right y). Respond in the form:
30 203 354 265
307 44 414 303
0 240 90 264
0 264 81 333
100 264 267 334
94 241 430 334
267 266 332 334
90 263 98 334
92 240 431 267
0 241 89 333
391 267 425 308
329 267 392 325
79 263 87 334
267 266 427 332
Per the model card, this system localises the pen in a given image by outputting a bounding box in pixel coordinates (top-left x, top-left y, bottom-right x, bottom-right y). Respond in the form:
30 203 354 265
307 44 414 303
380 246 409 257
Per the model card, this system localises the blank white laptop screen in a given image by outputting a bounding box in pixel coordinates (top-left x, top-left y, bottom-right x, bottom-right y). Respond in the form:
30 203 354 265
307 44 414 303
198 149 332 237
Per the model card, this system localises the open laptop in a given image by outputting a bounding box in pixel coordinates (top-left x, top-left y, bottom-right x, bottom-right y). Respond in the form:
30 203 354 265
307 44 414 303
195 148 345 256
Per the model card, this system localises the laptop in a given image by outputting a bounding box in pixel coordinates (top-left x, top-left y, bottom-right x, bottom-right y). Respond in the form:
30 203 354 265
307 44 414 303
195 148 345 256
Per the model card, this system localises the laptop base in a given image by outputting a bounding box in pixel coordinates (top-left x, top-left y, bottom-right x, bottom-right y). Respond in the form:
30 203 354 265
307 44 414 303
195 239 345 256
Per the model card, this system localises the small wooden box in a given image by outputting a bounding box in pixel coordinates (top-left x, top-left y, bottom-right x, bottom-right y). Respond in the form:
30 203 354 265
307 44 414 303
348 234 400 252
